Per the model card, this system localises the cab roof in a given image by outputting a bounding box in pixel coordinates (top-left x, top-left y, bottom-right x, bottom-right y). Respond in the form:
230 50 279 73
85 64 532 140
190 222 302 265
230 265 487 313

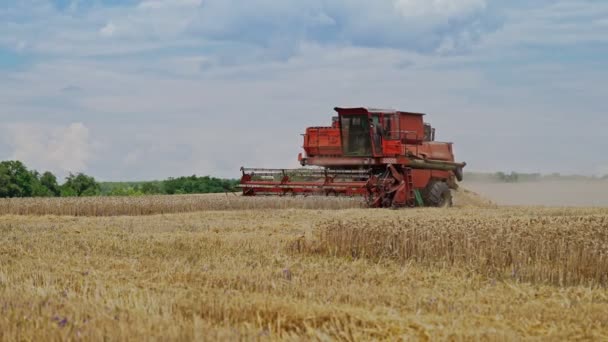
334 107 425 116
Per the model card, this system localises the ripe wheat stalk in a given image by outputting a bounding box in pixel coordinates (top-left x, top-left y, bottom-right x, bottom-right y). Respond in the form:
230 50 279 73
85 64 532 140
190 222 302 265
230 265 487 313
300 214 608 286
0 194 363 216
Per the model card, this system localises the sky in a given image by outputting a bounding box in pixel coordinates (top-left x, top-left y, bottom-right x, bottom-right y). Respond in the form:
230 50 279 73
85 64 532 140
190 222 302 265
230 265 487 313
0 0 607 181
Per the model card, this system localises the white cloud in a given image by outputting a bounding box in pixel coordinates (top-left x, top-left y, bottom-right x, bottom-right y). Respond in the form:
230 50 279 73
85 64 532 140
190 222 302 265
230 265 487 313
95 1 202 41
15 40 27 52
1 0 608 180
68 0 81 12
477 1 608 47
100 22 116 37
5 0 495 59
138 0 202 10
4 123 93 175
394 0 486 20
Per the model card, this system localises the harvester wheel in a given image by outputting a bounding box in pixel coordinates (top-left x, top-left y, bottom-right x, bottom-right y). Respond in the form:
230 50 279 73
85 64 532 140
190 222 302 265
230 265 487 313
423 181 453 208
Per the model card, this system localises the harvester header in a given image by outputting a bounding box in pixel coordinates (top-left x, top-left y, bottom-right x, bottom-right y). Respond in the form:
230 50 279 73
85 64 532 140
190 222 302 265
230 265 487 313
240 107 466 208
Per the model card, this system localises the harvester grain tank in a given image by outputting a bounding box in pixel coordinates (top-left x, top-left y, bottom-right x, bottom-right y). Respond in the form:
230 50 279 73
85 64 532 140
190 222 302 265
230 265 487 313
240 107 466 208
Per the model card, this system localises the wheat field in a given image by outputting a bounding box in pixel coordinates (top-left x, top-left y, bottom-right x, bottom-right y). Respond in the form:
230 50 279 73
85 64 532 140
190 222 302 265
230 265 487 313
0 194 362 216
0 189 492 217
1 193 607 340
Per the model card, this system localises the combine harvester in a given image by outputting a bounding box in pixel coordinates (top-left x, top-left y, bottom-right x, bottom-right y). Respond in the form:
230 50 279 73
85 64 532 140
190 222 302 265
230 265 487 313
240 107 466 208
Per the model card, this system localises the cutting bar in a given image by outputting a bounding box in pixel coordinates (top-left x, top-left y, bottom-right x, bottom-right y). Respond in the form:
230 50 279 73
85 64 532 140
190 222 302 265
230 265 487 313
239 167 371 197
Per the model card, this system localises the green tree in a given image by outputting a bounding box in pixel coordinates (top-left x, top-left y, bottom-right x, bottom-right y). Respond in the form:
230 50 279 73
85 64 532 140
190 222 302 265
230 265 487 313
141 181 163 194
0 161 37 197
495 172 506 182
40 171 61 197
496 171 519 183
506 172 519 183
0 163 14 198
0 159 238 198
61 173 101 197
163 175 237 195
30 171 53 197
108 185 144 197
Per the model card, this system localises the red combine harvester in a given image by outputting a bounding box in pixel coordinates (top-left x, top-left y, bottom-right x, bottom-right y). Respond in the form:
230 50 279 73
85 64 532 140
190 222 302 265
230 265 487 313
240 107 466 208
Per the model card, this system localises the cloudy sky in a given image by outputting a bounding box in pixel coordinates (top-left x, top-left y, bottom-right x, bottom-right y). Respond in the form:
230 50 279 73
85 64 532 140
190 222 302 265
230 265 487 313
1 0 607 180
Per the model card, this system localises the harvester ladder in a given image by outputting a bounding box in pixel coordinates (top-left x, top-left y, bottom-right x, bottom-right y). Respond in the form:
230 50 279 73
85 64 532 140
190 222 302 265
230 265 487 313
405 168 415 207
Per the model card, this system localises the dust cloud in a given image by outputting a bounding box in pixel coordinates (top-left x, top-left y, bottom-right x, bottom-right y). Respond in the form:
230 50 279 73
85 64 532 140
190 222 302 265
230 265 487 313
461 180 608 207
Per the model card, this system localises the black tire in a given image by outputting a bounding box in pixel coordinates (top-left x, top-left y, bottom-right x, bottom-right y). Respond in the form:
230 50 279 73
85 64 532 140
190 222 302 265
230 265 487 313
423 181 453 208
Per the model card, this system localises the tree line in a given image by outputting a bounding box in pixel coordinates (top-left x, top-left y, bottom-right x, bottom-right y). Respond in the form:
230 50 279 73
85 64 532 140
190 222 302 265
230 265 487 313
101 176 238 196
0 160 238 198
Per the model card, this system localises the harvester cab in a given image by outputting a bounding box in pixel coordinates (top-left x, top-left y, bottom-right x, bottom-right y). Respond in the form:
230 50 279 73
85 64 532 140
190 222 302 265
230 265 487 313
336 107 426 158
239 107 466 208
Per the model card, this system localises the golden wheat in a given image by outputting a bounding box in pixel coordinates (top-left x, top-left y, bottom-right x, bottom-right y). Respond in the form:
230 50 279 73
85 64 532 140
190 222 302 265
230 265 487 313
0 188 489 217
1 202 607 340
0 194 362 216
303 212 608 286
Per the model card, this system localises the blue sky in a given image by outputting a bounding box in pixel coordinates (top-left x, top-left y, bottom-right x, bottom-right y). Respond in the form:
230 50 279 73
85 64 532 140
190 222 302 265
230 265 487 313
0 0 607 180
